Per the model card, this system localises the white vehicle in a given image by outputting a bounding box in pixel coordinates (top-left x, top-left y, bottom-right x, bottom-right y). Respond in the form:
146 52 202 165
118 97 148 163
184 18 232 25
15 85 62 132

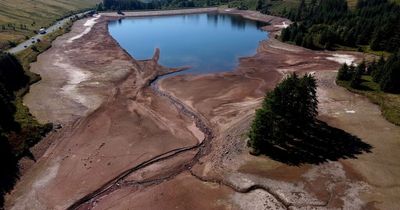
39 28 46 34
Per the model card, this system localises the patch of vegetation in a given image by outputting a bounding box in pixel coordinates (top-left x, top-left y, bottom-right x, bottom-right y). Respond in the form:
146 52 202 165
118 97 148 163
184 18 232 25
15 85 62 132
0 51 29 207
0 0 99 50
280 0 400 52
277 0 400 126
0 21 75 208
248 73 371 165
336 53 400 125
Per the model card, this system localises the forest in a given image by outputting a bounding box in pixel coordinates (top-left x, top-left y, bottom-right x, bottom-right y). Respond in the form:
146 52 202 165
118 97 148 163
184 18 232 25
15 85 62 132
280 0 400 52
280 0 399 94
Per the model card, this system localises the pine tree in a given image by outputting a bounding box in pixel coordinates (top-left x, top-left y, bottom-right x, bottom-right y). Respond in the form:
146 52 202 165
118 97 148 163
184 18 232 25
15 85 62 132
248 73 318 154
379 53 400 93
256 0 269 14
337 63 350 81
372 56 385 82
366 60 376 75
295 0 306 21
350 62 365 88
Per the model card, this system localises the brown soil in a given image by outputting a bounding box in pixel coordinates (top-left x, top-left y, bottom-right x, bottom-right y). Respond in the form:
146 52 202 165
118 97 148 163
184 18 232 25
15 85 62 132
5 8 400 210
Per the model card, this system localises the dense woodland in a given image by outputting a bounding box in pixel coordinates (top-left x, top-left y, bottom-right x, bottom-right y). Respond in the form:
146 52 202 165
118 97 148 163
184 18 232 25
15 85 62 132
280 0 400 52
279 0 400 93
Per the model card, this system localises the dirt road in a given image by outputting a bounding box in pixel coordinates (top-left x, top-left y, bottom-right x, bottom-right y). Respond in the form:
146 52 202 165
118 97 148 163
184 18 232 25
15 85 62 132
6 8 400 210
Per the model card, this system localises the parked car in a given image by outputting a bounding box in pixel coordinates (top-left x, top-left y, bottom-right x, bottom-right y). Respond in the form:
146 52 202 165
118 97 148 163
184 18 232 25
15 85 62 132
39 28 46 34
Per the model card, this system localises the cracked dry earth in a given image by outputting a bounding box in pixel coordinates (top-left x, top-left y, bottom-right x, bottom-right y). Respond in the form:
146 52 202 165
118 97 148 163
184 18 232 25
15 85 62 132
5 8 400 210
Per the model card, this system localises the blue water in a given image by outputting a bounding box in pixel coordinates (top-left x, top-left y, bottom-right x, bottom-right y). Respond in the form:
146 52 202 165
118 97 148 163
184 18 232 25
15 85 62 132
108 13 268 75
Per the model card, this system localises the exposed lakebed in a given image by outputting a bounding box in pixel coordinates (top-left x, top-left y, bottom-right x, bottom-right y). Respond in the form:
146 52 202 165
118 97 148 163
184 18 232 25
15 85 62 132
108 13 268 75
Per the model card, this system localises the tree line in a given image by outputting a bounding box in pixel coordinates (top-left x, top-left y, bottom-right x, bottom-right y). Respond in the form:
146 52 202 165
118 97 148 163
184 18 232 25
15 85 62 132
279 0 399 93
0 52 27 207
0 52 29 133
97 0 236 11
337 52 400 93
0 52 52 207
280 0 400 52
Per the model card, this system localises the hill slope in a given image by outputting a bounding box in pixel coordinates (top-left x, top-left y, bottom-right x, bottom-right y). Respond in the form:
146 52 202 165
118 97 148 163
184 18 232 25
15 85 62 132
0 0 99 50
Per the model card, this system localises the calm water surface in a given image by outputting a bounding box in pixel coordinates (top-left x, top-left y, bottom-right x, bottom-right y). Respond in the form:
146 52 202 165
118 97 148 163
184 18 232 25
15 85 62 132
109 13 268 75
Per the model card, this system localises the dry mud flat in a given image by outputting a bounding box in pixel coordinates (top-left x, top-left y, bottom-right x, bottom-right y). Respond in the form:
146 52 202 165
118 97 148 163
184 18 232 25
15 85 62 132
6 8 400 210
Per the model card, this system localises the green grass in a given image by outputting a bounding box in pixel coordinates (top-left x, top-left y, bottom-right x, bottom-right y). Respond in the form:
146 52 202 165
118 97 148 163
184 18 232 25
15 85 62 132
335 44 391 57
337 76 400 126
0 0 99 50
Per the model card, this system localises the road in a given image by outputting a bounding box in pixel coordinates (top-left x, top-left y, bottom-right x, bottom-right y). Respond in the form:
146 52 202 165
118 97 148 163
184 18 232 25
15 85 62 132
7 10 94 54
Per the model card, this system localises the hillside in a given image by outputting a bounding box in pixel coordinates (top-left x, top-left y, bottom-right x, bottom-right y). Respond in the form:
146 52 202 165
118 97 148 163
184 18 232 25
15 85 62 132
0 0 100 50
264 0 399 15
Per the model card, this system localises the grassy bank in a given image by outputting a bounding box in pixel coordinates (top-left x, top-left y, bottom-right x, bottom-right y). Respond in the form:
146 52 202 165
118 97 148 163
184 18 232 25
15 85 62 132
0 0 99 50
0 14 80 208
337 76 400 126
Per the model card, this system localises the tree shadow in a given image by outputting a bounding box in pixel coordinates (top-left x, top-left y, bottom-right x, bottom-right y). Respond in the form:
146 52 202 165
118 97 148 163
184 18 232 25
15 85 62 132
259 120 373 166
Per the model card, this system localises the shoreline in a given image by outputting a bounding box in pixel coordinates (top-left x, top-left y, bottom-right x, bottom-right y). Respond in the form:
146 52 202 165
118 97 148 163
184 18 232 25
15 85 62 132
6 8 400 210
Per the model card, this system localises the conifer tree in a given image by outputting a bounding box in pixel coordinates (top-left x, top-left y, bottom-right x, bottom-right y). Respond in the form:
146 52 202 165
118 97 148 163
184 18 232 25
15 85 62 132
248 73 318 154
337 63 350 81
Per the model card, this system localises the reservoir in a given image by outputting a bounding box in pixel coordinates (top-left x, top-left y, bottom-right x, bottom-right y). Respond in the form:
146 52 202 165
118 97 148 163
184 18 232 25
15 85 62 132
108 13 268 75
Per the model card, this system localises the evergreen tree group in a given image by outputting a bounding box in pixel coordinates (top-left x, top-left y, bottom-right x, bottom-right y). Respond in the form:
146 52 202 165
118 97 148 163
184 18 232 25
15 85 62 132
248 73 318 154
256 0 270 14
281 0 400 51
0 52 29 133
338 52 400 93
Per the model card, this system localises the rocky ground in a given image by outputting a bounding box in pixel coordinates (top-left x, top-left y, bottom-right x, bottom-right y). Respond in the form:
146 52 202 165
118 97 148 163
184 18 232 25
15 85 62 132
5 8 400 210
